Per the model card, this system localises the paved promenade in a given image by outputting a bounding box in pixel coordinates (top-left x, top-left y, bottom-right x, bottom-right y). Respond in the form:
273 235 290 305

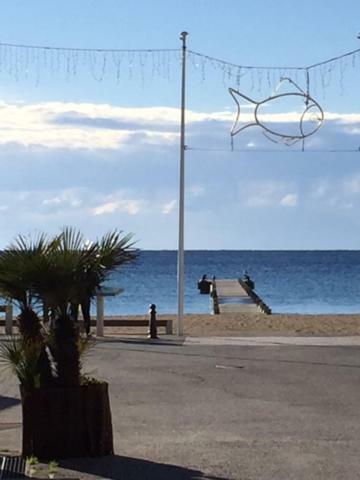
1 337 360 479
183 335 360 346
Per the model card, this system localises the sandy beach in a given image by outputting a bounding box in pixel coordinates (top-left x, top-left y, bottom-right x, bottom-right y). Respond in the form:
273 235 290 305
97 313 360 337
2 313 360 337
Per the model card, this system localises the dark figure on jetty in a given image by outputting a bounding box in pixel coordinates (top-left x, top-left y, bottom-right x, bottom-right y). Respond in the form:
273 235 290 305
70 298 91 336
242 271 255 290
198 274 211 294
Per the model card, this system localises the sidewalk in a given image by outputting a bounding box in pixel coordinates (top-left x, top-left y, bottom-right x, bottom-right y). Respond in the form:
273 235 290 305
2 336 360 479
91 333 360 347
183 335 360 346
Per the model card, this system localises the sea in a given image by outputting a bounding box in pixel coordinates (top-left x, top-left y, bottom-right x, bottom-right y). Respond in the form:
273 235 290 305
102 250 360 316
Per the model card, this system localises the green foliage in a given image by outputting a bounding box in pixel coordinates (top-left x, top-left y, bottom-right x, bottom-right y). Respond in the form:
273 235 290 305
17 307 42 341
1 339 40 388
80 375 104 385
0 337 50 390
0 233 50 310
0 226 137 314
0 226 137 388
26 455 39 466
48 460 59 473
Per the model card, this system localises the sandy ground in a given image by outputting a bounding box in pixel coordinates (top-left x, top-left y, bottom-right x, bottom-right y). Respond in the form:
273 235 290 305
2 313 360 337
98 313 360 337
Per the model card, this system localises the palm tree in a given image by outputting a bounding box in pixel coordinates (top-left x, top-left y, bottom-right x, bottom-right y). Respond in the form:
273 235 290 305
0 233 50 339
0 227 137 387
0 227 136 458
0 234 54 387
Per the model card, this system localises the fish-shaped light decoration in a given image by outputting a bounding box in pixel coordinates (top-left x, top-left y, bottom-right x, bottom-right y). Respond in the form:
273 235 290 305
229 77 324 146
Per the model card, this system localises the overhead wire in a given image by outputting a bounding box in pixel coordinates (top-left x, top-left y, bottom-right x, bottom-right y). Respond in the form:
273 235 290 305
0 41 359 72
188 47 360 72
186 146 360 153
0 41 179 53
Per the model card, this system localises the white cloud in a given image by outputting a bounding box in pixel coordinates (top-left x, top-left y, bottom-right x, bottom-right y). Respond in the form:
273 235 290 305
280 193 298 207
0 187 147 219
162 199 177 214
244 181 286 207
0 102 181 149
0 99 357 151
41 190 83 209
311 182 329 199
242 181 299 208
343 175 360 194
92 199 145 216
42 197 62 206
188 185 205 197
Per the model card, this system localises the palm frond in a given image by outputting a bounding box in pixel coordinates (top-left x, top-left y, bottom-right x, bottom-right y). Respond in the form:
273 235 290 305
0 337 43 389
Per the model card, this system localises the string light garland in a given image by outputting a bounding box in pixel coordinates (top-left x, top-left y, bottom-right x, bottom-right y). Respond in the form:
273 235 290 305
188 47 360 97
0 41 358 93
0 41 181 84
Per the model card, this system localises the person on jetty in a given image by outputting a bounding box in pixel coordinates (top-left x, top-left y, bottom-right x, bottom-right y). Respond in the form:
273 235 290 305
198 274 211 294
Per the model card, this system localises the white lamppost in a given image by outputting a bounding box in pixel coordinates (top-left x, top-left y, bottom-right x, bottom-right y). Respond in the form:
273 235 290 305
177 31 188 336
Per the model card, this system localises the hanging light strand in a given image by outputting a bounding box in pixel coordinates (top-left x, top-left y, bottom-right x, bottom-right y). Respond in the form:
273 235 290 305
0 41 180 85
188 47 360 73
0 40 359 92
187 47 360 96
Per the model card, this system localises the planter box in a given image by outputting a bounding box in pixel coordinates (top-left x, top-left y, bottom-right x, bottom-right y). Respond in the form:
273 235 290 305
21 383 113 459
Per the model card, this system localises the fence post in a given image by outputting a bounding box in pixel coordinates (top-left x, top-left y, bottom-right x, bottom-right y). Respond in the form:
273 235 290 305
96 295 104 337
148 304 158 339
5 304 13 335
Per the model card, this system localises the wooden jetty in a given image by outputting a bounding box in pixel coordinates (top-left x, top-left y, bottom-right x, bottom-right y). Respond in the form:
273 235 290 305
211 278 271 315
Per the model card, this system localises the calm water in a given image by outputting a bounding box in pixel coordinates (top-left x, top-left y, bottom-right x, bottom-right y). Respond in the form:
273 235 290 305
102 250 360 315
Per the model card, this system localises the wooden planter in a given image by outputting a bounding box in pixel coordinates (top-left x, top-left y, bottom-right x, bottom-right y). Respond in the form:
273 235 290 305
21 382 114 459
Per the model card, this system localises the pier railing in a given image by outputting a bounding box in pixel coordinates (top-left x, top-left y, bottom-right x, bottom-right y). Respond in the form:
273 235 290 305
210 279 220 314
208 277 271 315
238 279 272 315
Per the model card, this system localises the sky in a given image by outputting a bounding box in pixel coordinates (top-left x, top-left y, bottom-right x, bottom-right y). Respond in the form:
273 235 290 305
0 0 359 249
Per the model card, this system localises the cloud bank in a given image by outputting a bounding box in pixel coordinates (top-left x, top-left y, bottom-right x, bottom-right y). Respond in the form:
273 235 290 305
0 100 358 151
0 98 359 248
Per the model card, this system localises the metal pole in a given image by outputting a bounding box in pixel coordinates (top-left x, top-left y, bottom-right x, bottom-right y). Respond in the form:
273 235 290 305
177 31 188 337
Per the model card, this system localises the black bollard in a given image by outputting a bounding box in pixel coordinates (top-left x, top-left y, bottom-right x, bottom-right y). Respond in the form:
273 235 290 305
148 304 158 339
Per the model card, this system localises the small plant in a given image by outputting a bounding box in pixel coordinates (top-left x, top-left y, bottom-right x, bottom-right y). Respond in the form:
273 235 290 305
80 375 104 385
27 456 39 466
48 460 59 479
26 456 39 477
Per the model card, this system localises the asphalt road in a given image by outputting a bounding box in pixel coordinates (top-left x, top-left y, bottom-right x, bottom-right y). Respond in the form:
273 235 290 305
1 339 360 479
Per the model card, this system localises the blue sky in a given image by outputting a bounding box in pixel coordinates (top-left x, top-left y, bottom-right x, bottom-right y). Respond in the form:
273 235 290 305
0 0 359 249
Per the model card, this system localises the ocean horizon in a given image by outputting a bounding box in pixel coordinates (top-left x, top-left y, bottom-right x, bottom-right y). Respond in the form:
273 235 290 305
3 250 359 316
100 250 360 316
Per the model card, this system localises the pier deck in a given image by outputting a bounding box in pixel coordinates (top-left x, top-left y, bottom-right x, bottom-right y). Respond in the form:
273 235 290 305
211 278 271 314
